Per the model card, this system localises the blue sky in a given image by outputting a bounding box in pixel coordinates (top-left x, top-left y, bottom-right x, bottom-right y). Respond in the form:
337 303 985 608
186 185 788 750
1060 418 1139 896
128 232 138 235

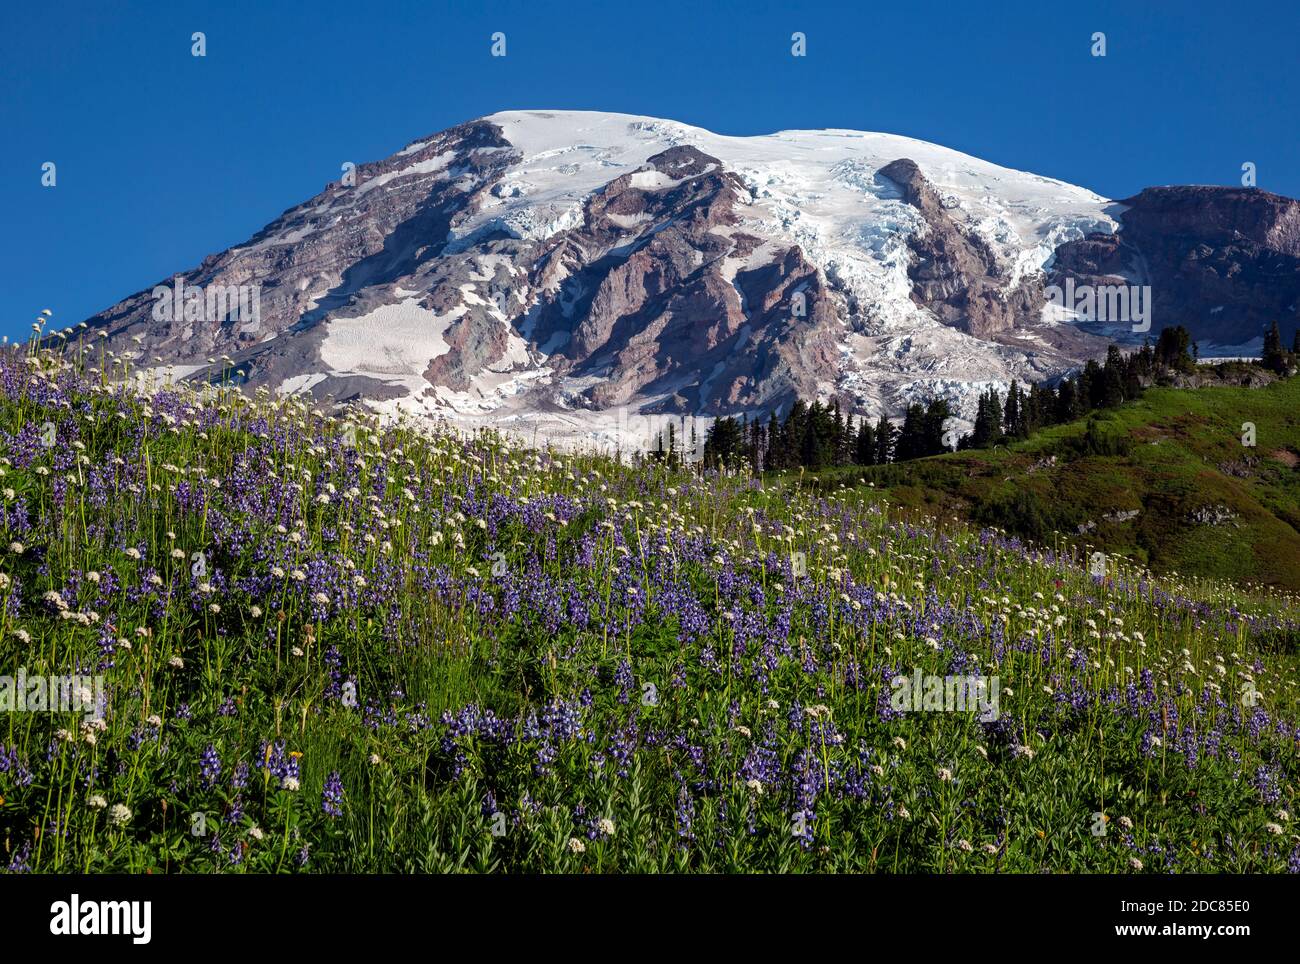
3 0 1297 341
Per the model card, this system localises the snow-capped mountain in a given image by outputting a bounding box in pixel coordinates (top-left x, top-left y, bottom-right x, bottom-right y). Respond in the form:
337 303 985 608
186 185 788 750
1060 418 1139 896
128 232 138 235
80 110 1300 450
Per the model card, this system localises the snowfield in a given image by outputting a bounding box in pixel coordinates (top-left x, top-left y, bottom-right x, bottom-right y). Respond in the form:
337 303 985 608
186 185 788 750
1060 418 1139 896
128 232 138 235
252 110 1123 450
475 110 1116 338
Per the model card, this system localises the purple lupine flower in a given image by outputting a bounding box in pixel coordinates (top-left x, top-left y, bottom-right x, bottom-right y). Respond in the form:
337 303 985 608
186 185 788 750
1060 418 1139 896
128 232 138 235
322 771 345 818
199 745 221 788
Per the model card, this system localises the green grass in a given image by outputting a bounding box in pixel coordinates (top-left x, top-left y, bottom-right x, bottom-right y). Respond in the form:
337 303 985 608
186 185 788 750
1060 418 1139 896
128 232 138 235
801 377 1300 591
0 340 1298 874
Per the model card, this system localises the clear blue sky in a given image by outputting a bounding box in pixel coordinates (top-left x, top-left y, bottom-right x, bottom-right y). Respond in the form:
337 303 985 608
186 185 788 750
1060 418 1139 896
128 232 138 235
3 0 1297 341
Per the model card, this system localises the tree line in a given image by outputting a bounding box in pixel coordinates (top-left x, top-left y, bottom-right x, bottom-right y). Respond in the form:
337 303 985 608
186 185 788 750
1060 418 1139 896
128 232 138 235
702 324 1292 472
1262 320 1300 375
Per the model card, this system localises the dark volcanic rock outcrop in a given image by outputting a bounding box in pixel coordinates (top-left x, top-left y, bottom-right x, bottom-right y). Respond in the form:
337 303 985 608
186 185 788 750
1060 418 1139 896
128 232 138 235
879 158 1044 337
1050 186 1300 345
525 145 844 414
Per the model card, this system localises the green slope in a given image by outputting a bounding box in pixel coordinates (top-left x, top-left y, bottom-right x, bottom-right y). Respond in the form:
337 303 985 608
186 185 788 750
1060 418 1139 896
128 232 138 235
800 377 1300 591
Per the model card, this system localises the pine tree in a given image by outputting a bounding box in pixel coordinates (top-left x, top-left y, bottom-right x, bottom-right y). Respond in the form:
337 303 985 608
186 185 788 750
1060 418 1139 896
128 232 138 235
1135 339 1155 377
747 415 765 472
704 417 745 468
1154 326 1194 373
893 404 924 462
971 392 988 448
1082 359 1105 409
805 401 838 468
831 401 846 465
766 412 781 470
855 417 876 465
874 415 894 465
1003 381 1022 439
922 398 952 455
781 400 807 469
971 387 1002 447
1122 353 1143 400
970 389 986 447
1056 378 1079 423
1026 382 1052 433
1101 345 1127 407
1263 321 1285 373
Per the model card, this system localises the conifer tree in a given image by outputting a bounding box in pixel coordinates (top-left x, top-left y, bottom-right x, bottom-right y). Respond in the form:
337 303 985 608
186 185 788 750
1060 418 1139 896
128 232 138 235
855 417 876 465
1263 321 1286 373
1004 381 1022 439
874 415 894 465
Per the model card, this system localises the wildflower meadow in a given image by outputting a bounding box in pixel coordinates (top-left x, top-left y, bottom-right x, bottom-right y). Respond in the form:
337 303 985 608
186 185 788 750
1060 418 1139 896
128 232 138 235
1 327 1298 874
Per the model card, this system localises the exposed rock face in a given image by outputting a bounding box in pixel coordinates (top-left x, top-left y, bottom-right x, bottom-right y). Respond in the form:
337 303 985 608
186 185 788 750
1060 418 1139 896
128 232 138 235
70 110 1300 449
83 121 861 427
86 119 522 404
878 159 1044 338
1189 504 1240 526
520 145 847 414
1165 366 1279 390
104 121 511 353
1050 186 1300 346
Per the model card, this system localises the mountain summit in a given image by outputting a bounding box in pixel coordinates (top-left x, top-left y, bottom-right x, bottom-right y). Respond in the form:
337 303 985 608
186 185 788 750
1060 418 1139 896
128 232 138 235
82 110 1300 447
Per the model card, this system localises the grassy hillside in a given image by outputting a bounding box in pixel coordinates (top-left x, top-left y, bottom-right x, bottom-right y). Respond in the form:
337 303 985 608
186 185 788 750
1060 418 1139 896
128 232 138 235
0 342 1298 873
800 377 1300 591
